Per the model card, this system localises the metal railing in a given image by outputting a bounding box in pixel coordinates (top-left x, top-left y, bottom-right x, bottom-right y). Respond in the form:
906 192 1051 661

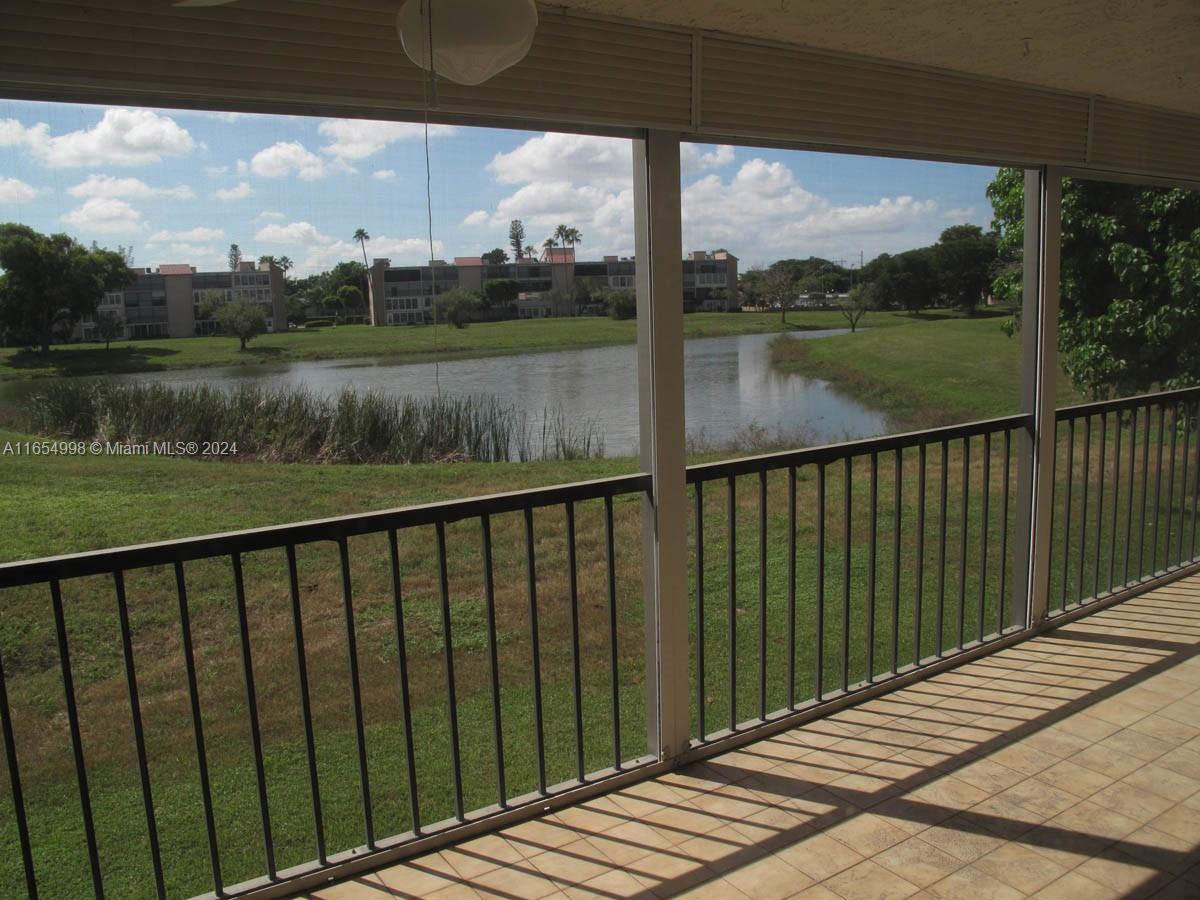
0 474 651 899
1051 386 1200 612
3 390 1200 898
687 413 1030 742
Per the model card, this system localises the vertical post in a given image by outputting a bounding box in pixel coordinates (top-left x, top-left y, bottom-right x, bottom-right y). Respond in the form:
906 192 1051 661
1013 167 1062 628
634 130 690 761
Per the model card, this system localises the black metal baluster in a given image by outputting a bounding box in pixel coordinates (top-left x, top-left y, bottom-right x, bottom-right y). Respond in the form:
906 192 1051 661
386 529 421 832
1152 404 1167 575
337 538 374 847
787 466 797 709
604 496 621 768
565 503 585 782
1062 419 1075 608
867 452 878 683
1139 404 1152 578
524 509 547 794
112 571 165 899
283 547 325 862
1165 403 1179 569
958 437 970 649
1177 404 1191 568
1078 416 1091 603
727 476 737 730
695 483 705 739
978 433 990 642
891 449 902 674
998 429 1012 635
937 440 949 656
434 522 464 820
758 471 768 720
816 464 826 700
231 554 275 879
914 444 926 665
1191 402 1200 560
480 515 507 804
1126 407 1139 585
1095 413 1107 595
51 580 103 899
842 456 852 692
0 648 36 899
1110 413 1123 593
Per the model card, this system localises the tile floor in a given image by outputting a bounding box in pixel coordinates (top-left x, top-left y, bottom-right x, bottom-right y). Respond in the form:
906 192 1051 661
306 576 1200 899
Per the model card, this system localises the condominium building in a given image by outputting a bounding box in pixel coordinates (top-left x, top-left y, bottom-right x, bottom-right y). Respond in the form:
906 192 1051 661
366 248 738 326
77 260 286 341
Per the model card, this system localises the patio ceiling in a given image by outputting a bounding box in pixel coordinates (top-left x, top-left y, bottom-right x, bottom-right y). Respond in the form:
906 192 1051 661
555 0 1200 118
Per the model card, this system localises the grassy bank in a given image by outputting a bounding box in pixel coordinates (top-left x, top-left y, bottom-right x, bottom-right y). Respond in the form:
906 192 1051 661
0 311 913 381
771 313 1083 429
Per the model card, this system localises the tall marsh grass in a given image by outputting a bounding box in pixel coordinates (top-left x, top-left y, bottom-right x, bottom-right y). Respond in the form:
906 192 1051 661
24 380 605 463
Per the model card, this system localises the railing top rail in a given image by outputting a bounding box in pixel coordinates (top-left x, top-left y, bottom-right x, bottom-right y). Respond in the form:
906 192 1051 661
0 472 652 589
684 413 1032 483
1054 385 1200 420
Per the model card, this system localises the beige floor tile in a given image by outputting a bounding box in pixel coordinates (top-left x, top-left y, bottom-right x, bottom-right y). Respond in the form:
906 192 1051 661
1121 761 1200 803
1030 869 1124 899
675 824 762 874
1089 779 1178 824
563 867 649 899
974 842 1069 894
527 840 617 886
823 858 921 900
1148 804 1200 844
722 853 813 900
774 832 865 882
926 865 1024 900
825 812 914 856
790 886 842 900
470 862 562 899
1074 849 1168 899
1040 758 1115 799
873 836 965 887
916 814 1004 863
674 876 752 898
1072 742 1147 780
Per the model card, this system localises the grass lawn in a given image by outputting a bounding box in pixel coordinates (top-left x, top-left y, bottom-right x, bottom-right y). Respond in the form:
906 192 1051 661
0 311 913 381
0 312 1192 898
771 311 1083 430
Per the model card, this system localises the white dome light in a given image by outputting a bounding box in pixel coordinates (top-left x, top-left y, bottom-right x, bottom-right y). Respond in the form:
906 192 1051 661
396 0 538 87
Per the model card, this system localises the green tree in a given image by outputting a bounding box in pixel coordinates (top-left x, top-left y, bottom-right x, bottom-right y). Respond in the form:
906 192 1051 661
604 288 637 320
0 224 135 353
862 248 938 313
228 243 242 271
542 237 556 256
988 168 1200 396
259 254 276 266
565 226 582 253
94 309 125 350
763 265 798 323
277 255 293 273
215 300 266 350
934 224 998 312
434 288 481 328
286 294 308 326
840 285 873 332
336 284 364 315
508 219 526 260
353 228 370 267
482 248 509 265
482 278 519 310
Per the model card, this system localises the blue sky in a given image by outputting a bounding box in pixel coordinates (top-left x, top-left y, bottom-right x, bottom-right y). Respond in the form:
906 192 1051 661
0 99 999 276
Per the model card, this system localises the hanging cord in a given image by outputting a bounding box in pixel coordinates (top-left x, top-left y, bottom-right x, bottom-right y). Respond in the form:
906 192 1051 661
421 0 441 399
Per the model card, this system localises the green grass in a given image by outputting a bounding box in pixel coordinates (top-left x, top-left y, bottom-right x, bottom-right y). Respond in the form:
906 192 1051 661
0 312 900 381
1 312 1193 898
771 311 1083 429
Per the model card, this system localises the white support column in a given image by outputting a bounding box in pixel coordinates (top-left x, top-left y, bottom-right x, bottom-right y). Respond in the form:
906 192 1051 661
633 130 691 762
1014 167 1062 628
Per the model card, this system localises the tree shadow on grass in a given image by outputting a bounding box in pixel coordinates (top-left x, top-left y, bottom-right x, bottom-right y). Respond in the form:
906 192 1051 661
3 344 180 377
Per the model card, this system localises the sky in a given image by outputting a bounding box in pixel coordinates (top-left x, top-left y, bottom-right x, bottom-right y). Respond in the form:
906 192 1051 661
0 99 999 276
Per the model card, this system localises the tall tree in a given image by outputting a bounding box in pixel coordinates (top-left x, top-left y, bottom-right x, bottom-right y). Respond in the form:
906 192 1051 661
94 310 125 350
481 248 509 264
508 219 526 260
353 228 370 267
259 254 276 266
988 167 1200 397
934 224 998 312
763 265 798 323
552 224 571 251
228 243 242 272
565 226 582 253
276 256 293 273
542 238 556 256
215 300 266 350
523 244 535 260
0 224 134 353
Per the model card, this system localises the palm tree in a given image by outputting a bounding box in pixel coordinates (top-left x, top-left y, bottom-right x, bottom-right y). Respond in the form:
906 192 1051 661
542 238 556 258
277 255 293 273
553 224 570 250
353 228 370 267
565 227 582 254
259 254 276 266
523 244 535 260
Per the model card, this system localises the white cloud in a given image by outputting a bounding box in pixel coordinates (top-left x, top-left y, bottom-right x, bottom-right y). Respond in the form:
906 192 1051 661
681 143 735 176
147 226 225 243
236 159 249 176
317 119 455 160
255 210 285 221
204 165 228 176
0 176 37 203
462 209 489 226
0 108 194 167
68 174 193 201
62 197 142 234
214 181 253 201
249 141 326 180
255 219 438 272
372 169 397 181
487 133 632 188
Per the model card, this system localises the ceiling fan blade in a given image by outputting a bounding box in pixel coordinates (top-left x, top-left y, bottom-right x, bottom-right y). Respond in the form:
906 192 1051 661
173 0 240 7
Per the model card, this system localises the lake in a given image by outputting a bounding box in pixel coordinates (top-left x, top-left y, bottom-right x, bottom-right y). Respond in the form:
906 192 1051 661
18 330 883 456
